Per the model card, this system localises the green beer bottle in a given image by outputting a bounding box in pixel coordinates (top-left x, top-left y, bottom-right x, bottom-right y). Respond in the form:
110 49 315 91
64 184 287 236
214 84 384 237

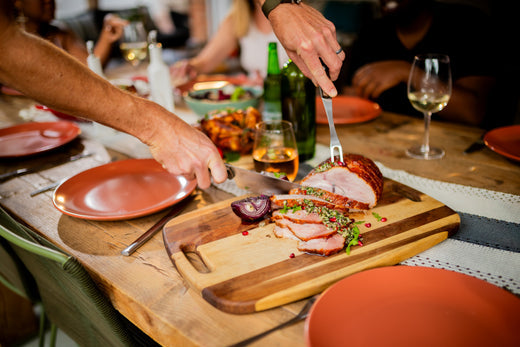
281 60 316 161
262 42 282 121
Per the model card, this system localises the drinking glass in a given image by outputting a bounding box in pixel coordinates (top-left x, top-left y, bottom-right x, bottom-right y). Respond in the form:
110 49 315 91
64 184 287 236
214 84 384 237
252 120 299 181
406 54 452 159
119 21 148 67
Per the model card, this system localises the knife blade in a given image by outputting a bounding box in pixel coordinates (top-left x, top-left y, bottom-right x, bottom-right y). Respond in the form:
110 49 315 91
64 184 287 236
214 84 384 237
0 152 93 182
225 164 300 195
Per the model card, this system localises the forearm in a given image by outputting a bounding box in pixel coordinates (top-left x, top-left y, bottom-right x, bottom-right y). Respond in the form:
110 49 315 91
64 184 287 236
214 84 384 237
0 26 161 144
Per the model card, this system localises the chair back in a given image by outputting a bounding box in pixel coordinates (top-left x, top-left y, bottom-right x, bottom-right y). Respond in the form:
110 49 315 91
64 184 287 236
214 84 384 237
0 207 156 347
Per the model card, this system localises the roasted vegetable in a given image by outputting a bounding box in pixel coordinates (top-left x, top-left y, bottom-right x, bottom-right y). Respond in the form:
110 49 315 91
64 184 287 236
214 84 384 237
200 107 261 154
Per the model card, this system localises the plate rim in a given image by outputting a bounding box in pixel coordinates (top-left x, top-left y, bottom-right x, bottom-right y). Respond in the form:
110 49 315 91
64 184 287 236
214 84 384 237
52 158 197 221
304 265 520 346
315 95 381 125
0 121 81 158
483 124 520 161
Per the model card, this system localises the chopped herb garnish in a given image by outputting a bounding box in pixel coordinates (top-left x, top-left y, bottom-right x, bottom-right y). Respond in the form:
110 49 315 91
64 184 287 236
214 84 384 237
372 212 383 222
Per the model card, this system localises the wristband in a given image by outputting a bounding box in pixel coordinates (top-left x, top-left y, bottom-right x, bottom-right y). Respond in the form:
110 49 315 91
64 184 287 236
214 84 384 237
262 0 302 18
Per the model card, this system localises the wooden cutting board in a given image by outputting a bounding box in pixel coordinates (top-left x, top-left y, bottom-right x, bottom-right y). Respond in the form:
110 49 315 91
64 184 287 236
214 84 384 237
163 178 459 314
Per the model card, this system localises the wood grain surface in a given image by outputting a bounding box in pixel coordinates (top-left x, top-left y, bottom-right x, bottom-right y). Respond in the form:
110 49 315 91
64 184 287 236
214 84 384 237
163 179 460 314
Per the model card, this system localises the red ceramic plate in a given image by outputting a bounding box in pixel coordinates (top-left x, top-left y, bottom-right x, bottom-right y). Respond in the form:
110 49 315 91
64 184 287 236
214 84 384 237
305 266 520 347
316 95 381 125
53 159 196 221
483 125 520 161
0 121 81 158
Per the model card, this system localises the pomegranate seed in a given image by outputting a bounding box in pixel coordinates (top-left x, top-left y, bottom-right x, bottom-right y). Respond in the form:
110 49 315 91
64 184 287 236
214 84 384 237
381 217 387 222
289 253 295 258
242 231 249 236
329 217 337 222
364 223 371 228
358 240 364 246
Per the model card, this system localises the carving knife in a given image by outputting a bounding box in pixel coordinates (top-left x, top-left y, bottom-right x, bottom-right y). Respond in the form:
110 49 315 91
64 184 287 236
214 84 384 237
225 164 300 195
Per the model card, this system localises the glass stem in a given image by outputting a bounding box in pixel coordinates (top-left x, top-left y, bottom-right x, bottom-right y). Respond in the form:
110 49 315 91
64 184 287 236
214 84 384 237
422 112 432 153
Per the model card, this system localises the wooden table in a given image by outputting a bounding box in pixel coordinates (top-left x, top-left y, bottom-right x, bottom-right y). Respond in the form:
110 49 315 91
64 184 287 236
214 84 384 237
1 93 519 346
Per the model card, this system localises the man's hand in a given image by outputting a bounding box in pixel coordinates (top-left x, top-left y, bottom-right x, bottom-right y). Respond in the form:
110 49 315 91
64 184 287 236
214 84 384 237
266 2 345 97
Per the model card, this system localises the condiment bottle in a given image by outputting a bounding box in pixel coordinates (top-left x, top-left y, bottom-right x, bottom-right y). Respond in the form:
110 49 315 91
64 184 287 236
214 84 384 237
86 40 105 78
281 59 316 161
262 42 282 121
147 30 174 112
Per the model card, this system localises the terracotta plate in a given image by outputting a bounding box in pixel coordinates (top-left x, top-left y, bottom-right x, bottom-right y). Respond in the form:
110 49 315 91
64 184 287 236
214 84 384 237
53 159 196 221
0 121 81 158
305 266 520 347
316 96 381 125
484 125 520 161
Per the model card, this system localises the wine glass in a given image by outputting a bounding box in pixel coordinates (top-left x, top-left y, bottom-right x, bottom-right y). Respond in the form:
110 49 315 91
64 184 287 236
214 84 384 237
119 21 148 67
253 120 299 182
406 54 452 159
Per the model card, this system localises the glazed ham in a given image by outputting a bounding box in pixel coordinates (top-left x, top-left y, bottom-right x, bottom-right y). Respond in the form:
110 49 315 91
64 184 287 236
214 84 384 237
301 154 383 208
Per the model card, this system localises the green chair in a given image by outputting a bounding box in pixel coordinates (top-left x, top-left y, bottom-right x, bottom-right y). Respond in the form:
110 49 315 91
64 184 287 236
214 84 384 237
0 236 45 345
0 207 159 347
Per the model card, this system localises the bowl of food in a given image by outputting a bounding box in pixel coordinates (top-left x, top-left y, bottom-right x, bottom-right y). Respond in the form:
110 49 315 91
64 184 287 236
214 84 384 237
183 84 262 116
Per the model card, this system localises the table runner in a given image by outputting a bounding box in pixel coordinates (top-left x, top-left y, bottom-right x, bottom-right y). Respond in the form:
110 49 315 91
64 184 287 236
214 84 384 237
215 144 520 295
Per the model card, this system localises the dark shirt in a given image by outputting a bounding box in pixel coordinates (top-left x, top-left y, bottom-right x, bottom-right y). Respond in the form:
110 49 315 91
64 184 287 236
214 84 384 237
342 2 496 117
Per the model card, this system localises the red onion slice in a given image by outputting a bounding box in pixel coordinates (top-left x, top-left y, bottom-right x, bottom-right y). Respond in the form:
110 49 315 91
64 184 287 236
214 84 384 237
231 195 271 221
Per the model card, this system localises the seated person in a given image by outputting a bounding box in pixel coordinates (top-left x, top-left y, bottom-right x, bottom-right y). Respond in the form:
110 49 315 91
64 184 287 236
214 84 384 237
13 0 127 67
337 0 496 127
170 0 289 86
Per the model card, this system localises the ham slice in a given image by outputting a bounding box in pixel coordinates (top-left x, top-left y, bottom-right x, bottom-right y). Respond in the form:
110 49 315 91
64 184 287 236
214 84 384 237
301 154 383 208
274 218 337 241
271 209 322 224
297 233 345 256
273 225 299 240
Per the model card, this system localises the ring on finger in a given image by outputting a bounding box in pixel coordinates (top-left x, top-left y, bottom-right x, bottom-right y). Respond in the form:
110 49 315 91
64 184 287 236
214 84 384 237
335 47 343 55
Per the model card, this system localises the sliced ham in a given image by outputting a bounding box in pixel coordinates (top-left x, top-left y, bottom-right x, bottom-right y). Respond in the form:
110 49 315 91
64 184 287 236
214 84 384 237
301 154 383 208
297 233 345 256
270 194 349 213
288 187 370 211
271 209 322 224
273 225 299 240
274 218 337 241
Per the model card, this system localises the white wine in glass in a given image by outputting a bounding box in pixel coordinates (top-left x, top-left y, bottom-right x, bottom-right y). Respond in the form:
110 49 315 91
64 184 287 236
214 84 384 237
406 54 452 159
119 21 148 67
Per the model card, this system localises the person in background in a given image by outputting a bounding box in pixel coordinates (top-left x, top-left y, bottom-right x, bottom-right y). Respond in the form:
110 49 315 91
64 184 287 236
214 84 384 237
170 0 290 86
339 0 496 127
13 0 127 67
